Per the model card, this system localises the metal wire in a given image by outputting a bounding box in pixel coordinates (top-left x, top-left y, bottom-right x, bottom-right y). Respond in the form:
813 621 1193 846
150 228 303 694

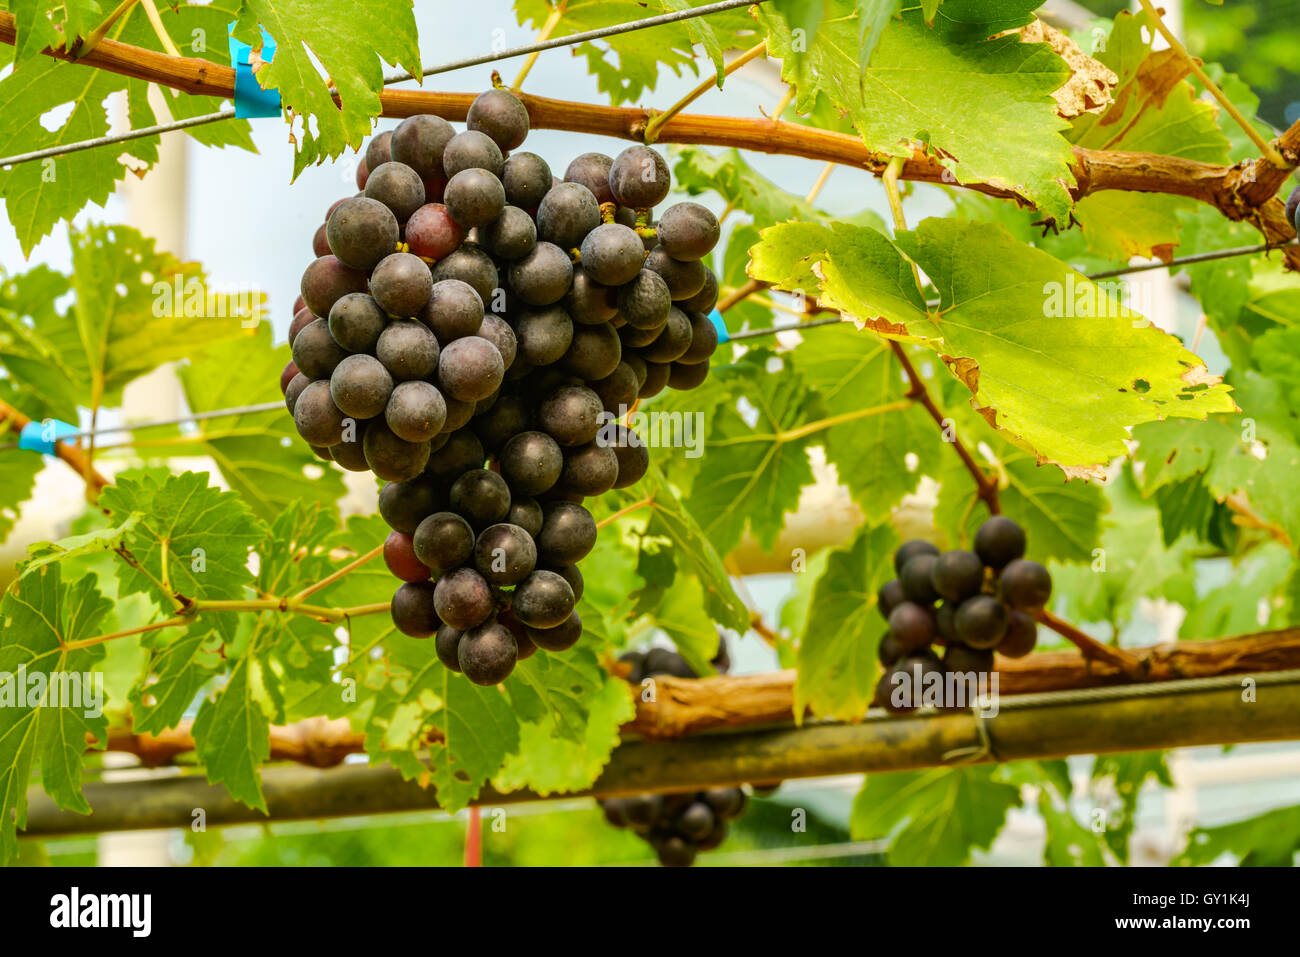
0 108 237 168
0 401 284 451
382 0 770 85
0 1 769 166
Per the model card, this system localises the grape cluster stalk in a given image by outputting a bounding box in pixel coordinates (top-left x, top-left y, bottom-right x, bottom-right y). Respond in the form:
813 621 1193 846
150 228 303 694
875 516 1054 711
280 88 721 685
599 643 774 867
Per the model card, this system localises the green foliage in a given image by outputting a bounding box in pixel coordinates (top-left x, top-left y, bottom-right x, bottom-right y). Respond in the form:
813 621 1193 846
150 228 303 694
1175 802 1300 866
232 1 420 178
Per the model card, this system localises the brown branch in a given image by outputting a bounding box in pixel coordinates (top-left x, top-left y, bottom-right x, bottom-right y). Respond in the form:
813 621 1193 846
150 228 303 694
1034 607 1143 677
2 13 1295 267
88 630 1300 763
0 396 109 496
888 341 1001 514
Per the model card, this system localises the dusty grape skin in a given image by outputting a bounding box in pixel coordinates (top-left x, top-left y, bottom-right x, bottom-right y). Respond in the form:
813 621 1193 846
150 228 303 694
413 511 476 571
330 353 393 419
379 477 444 535
563 266 618 325
512 570 575 629
370 252 434 318
390 114 455 180
385 380 447 442
467 89 530 151
328 293 388 354
430 243 498 305
499 431 563 497
437 336 505 402
404 202 464 261
291 319 347 380
300 255 369 319
515 306 574 366
618 269 671 329
376 320 440 382
508 241 574 306
655 201 720 262
433 566 496 630
524 609 582 652
390 580 441 638
536 182 600 249
608 145 671 209
666 360 709 391
562 323 622 380
564 152 614 205
442 130 505 179
502 152 552 210
293 380 347 447
578 223 645 286
443 168 507 228
473 522 537 586
973 516 1026 570
535 501 596 565
420 278 483 342
643 247 705 301
363 420 431 482
326 196 399 270
364 161 426 222
457 621 518 685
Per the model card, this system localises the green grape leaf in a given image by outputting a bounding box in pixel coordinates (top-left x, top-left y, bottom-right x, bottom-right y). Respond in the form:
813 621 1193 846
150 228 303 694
0 445 41 546
494 668 635 796
0 564 111 860
793 327 943 522
1133 373 1300 551
686 349 825 555
22 513 143 574
795 522 897 721
1091 750 1172 863
507 635 609 743
170 322 345 522
190 656 272 812
425 673 521 812
671 146 885 229
644 574 724 675
98 469 266 613
931 405 1107 563
759 0 1076 220
129 624 225 734
1175 803 1300 867
0 264 79 419
610 462 749 632
1177 543 1291 640
747 221 937 342
850 765 1022 865
0 60 158 254
896 218 1237 473
231 1 420 177
513 0 758 106
9 2 104 68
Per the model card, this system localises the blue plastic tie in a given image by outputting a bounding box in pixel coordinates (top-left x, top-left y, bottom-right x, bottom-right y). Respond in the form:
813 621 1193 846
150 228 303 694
18 419 80 455
708 308 730 343
228 24 281 119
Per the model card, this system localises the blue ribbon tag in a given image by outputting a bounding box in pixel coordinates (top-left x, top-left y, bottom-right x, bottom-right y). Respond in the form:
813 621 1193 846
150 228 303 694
18 419 80 455
228 24 281 119
708 308 730 343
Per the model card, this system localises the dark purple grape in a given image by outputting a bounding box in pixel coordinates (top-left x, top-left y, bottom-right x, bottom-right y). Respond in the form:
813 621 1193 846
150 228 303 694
477 314 517 371
507 498 544 538
405 202 463 262
508 241 574 306
443 168 507 228
643 246 705 301
943 642 994 675
618 268 671 329
284 372 310 415
370 251 434 318
474 523 537 586
443 130 505 179
680 268 719 313
525 609 582 652
458 620 518 685
450 468 512 530
425 428 484 479
467 89 530 151
878 579 905 620
384 530 431 583
363 419 431 481
512 570 575 629
420 278 483 342
535 501 596 565
953 595 1010 649
437 336 504 402
413 511 476 571
563 266 618 325
291 318 347 379
435 623 463 671
537 182 600 249
326 196 399 270
539 385 603 446
564 152 614 205
638 360 670 398
365 130 393 172
999 559 1052 609
379 477 443 534
293 380 346 447
479 205 537 260
900 553 940 604
364 161 426 222
888 601 935 652
973 516 1026 570
391 580 440 637
430 243 498 305
557 442 619 496
515 305 574 365
878 632 903 667
579 223 645 286
499 430 563 496
677 311 718 364
390 114 455 180
328 293 389 354
330 353 393 419
590 361 638 413
433 566 495 630
562 323 621 379
999 609 1038 658
608 426 648 488
894 539 940 575
931 550 986 603
300 256 369 326
656 202 719 262
666 361 709 390
637 306 692 363
376 319 440 381
385 380 447 442
608 145 671 209
502 152 552 210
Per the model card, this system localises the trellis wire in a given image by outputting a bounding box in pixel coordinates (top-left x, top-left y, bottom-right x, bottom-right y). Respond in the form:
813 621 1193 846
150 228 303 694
0 401 283 450
0 0 769 167
382 0 771 86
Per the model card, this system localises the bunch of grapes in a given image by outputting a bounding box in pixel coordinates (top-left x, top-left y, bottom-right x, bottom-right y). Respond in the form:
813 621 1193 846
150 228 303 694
280 89 721 685
874 516 1053 711
601 643 755 866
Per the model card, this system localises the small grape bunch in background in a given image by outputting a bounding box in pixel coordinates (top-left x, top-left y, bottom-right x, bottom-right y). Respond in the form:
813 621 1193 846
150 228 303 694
600 640 767 867
873 516 1053 712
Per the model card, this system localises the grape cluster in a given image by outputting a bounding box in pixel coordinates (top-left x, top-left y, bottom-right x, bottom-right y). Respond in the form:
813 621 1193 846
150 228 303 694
874 516 1052 711
280 89 721 685
601 644 752 866
1288 182 1300 233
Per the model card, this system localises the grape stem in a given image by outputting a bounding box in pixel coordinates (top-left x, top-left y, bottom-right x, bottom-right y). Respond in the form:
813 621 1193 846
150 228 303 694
511 0 567 91
139 0 181 58
1034 608 1146 678
289 543 384 604
642 40 768 145
597 495 655 529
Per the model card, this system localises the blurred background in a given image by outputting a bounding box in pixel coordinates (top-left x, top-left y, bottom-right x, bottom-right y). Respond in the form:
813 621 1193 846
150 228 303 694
4 0 1299 866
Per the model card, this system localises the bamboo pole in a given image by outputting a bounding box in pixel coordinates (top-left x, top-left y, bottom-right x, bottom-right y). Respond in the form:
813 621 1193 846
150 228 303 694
26 675 1300 837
